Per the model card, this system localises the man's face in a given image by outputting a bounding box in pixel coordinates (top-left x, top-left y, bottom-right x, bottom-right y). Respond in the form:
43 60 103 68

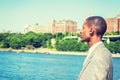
80 22 91 42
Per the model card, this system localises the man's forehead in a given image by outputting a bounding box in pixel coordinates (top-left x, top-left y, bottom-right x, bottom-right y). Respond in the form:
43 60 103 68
83 21 88 26
83 21 88 25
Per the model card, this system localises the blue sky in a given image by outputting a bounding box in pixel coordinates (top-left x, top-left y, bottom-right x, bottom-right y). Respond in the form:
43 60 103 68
0 0 120 32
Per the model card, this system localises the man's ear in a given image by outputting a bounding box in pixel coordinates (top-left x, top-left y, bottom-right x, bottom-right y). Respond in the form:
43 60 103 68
90 27 95 36
90 27 94 33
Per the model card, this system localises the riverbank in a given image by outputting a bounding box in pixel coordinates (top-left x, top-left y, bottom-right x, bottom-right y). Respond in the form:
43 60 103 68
0 48 120 58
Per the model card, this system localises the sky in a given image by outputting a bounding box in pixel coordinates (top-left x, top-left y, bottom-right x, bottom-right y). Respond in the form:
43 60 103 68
0 0 120 32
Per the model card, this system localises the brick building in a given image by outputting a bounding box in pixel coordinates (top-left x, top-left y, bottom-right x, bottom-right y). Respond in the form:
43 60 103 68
24 20 77 34
51 20 77 34
105 14 120 33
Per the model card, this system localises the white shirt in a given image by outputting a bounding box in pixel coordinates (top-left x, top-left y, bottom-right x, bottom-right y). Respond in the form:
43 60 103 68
83 41 103 65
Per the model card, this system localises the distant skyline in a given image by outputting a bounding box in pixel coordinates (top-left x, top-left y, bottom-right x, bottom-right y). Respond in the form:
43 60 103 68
0 0 120 32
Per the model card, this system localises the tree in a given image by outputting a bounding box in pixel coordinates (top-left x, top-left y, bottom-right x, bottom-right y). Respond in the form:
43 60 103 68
106 41 120 53
55 32 64 39
0 33 10 48
80 42 89 52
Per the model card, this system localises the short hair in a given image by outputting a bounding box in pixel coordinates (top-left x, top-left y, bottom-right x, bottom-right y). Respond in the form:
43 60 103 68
85 16 107 36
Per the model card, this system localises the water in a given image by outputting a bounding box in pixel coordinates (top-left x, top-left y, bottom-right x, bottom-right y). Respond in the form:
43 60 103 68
0 51 120 80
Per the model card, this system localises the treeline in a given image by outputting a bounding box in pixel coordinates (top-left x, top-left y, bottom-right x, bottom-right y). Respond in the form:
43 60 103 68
105 41 120 53
0 31 53 49
0 32 120 53
55 39 88 51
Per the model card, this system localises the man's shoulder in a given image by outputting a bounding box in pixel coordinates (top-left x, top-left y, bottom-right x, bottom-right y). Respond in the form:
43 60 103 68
95 42 110 52
94 43 112 57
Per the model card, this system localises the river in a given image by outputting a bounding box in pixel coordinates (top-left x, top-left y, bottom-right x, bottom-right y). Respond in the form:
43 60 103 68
0 51 120 80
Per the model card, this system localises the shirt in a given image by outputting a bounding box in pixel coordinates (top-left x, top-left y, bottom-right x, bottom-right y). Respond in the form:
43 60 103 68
83 41 103 65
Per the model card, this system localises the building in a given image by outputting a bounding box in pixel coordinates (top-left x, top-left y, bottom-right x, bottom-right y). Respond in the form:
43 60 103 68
24 20 77 34
105 18 117 33
51 20 77 34
105 14 120 33
117 14 120 34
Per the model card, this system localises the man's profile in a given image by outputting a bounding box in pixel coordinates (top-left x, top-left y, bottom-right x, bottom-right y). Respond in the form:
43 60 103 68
78 16 113 80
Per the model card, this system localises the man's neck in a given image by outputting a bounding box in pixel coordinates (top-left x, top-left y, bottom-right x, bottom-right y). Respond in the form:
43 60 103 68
88 36 102 47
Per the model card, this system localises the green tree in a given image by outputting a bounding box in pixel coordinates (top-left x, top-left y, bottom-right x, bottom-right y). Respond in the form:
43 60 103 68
0 33 10 48
106 41 120 53
55 32 64 39
4 33 22 49
80 42 89 51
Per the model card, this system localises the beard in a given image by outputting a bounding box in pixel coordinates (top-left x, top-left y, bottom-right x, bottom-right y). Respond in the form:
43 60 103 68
81 36 90 42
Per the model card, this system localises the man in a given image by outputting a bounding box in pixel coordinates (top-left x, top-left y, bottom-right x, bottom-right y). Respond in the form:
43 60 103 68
78 16 113 80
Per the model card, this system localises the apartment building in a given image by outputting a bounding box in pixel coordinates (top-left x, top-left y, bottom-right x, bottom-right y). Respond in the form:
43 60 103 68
24 20 77 34
51 20 77 34
105 14 120 33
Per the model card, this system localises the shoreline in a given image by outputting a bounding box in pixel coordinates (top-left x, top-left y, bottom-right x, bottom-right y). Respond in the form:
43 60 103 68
0 48 120 58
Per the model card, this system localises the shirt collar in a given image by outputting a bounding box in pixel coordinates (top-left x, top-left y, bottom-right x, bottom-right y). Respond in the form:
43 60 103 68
88 41 103 55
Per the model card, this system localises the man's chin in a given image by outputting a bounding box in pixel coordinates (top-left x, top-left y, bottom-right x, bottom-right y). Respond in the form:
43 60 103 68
81 39 89 42
81 39 86 42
